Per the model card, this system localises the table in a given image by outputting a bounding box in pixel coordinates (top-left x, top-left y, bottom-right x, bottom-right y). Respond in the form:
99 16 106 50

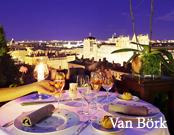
0 91 170 135
118 75 174 134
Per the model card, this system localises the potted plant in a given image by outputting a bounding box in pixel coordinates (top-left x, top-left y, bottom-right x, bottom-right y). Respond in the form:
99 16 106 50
112 0 173 78
111 42 174 77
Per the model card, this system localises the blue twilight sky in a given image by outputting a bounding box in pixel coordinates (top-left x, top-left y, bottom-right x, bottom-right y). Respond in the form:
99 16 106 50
0 0 174 40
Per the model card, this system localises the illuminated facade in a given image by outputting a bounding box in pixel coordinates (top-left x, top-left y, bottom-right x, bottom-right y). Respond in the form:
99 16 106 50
83 34 149 65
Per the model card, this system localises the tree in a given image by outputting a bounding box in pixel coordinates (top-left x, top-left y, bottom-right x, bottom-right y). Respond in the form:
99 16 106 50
0 25 19 87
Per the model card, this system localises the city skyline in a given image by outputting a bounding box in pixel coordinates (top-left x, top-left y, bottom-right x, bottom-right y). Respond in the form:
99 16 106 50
0 0 174 40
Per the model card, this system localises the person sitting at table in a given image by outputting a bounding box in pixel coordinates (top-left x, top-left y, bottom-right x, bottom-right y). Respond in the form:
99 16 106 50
0 80 55 102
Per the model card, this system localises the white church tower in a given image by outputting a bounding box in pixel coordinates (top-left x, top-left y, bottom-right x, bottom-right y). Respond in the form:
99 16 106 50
83 33 96 59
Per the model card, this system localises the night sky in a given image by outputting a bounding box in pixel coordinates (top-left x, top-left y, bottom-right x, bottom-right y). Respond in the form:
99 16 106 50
0 0 174 40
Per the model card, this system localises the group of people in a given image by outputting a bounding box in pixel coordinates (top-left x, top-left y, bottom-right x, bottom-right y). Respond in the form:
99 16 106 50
0 68 114 102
